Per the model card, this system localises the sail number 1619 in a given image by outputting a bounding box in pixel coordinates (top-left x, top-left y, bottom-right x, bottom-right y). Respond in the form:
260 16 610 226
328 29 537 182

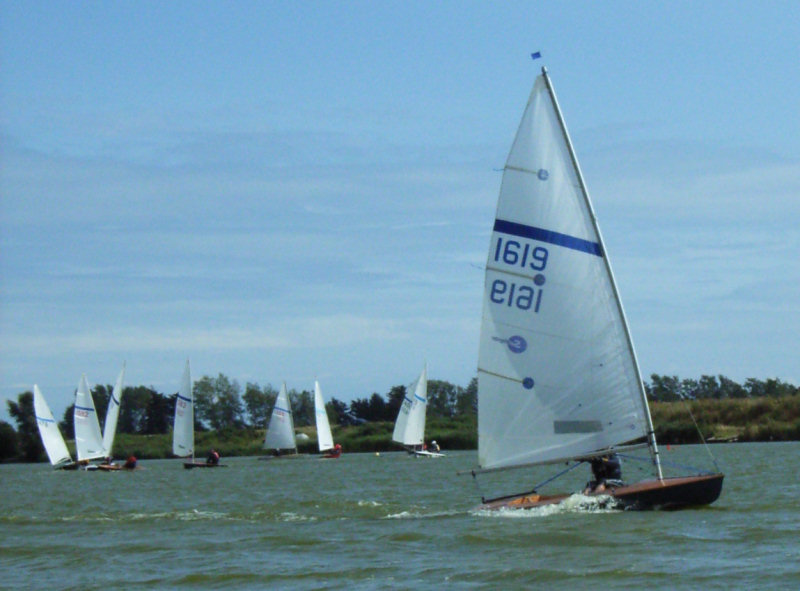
490 280 543 313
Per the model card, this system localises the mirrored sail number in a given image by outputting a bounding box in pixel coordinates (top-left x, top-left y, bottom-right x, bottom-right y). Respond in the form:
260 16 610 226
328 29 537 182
493 237 548 271
490 279 543 312
491 237 547 312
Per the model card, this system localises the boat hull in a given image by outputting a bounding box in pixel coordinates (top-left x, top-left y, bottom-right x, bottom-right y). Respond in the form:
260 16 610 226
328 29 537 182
479 473 724 511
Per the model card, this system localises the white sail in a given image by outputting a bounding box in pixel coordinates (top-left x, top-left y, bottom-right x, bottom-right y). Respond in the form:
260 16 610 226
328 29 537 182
74 374 106 461
392 365 428 447
101 363 125 458
477 71 652 472
33 385 73 467
313 380 334 453
172 360 194 458
264 382 297 451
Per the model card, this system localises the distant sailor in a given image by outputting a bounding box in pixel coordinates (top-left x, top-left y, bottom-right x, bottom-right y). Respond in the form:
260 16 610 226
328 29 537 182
206 449 220 465
430 440 441 453
123 455 137 469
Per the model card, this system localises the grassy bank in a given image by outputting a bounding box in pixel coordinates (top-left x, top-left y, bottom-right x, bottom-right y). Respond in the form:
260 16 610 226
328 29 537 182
31 396 800 462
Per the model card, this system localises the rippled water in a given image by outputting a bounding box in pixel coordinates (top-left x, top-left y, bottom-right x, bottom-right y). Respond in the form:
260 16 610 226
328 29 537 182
1 442 798 590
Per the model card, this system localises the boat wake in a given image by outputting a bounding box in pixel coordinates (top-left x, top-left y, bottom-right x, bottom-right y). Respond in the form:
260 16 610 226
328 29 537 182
474 493 623 518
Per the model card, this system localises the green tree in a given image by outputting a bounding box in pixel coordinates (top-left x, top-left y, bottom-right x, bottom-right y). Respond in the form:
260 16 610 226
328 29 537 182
144 392 174 435
7 391 43 462
326 397 350 425
289 389 314 427
647 374 681 402
243 382 278 428
456 377 478 415
194 374 246 430
428 380 460 417
0 420 18 461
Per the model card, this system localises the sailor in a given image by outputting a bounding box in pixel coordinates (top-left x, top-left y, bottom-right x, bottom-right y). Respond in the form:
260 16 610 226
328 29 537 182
123 455 137 469
206 449 220 465
585 453 622 493
430 440 441 453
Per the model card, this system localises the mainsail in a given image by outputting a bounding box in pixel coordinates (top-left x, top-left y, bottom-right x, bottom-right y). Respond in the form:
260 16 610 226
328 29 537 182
33 385 73 468
264 382 297 451
101 363 126 458
172 360 194 458
74 374 106 462
314 380 334 453
477 70 656 472
392 365 428 448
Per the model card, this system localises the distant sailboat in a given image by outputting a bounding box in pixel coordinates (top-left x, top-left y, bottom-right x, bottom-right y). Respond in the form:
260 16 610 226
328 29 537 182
173 360 222 469
33 385 76 470
98 363 126 468
314 381 341 459
473 64 723 510
392 365 443 457
263 382 298 456
74 374 106 466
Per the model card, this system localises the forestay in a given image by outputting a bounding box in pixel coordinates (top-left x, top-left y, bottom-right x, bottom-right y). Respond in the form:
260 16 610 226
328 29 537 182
172 360 194 458
477 72 651 471
33 385 73 467
314 381 334 453
264 382 297 451
74 374 106 462
392 365 428 447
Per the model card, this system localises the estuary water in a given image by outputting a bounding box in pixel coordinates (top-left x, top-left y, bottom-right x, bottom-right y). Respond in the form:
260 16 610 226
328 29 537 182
1 442 798 590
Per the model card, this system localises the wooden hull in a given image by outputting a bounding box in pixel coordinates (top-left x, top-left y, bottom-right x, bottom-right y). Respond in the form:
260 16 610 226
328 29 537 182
183 462 226 469
479 473 724 511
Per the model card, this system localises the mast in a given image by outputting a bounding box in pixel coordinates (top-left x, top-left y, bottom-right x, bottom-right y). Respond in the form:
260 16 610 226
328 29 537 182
540 66 663 480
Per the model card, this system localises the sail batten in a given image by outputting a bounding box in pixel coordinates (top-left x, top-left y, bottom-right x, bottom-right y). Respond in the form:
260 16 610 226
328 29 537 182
477 71 653 472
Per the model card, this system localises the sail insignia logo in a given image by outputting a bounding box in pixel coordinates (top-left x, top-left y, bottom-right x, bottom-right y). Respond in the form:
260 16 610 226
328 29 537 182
492 335 527 354
537 169 549 181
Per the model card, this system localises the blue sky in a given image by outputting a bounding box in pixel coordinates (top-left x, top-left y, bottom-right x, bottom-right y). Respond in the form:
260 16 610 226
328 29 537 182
2 1 798 422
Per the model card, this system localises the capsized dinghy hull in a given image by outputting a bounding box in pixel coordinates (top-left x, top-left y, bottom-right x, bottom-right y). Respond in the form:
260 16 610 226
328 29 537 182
479 473 724 511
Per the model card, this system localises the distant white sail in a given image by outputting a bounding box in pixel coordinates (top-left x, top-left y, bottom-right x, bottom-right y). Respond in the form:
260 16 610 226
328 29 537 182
172 360 194 458
477 72 651 471
101 363 125 458
264 382 297 451
33 385 73 468
74 374 106 462
392 365 428 447
314 381 334 453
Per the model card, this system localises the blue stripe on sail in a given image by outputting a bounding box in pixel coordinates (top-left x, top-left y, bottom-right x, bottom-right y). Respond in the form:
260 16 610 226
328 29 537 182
493 219 603 257
176 393 192 403
274 406 290 414
110 394 120 405
414 394 426 403
75 405 96 413
36 415 56 423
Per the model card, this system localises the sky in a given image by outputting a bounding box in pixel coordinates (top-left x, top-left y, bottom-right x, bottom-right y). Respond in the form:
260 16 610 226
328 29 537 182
2 1 799 423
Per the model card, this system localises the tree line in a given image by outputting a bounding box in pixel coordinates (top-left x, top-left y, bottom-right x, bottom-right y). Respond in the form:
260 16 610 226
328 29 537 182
2 373 796 462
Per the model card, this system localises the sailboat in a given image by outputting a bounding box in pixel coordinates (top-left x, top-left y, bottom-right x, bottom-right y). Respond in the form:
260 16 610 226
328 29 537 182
473 64 723 510
173 360 224 469
392 365 443 457
96 364 127 471
262 382 300 458
100 363 126 461
33 385 77 470
314 380 341 459
74 374 107 469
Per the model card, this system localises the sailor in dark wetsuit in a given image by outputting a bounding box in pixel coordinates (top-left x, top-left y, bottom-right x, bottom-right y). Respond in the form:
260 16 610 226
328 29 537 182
585 453 623 493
